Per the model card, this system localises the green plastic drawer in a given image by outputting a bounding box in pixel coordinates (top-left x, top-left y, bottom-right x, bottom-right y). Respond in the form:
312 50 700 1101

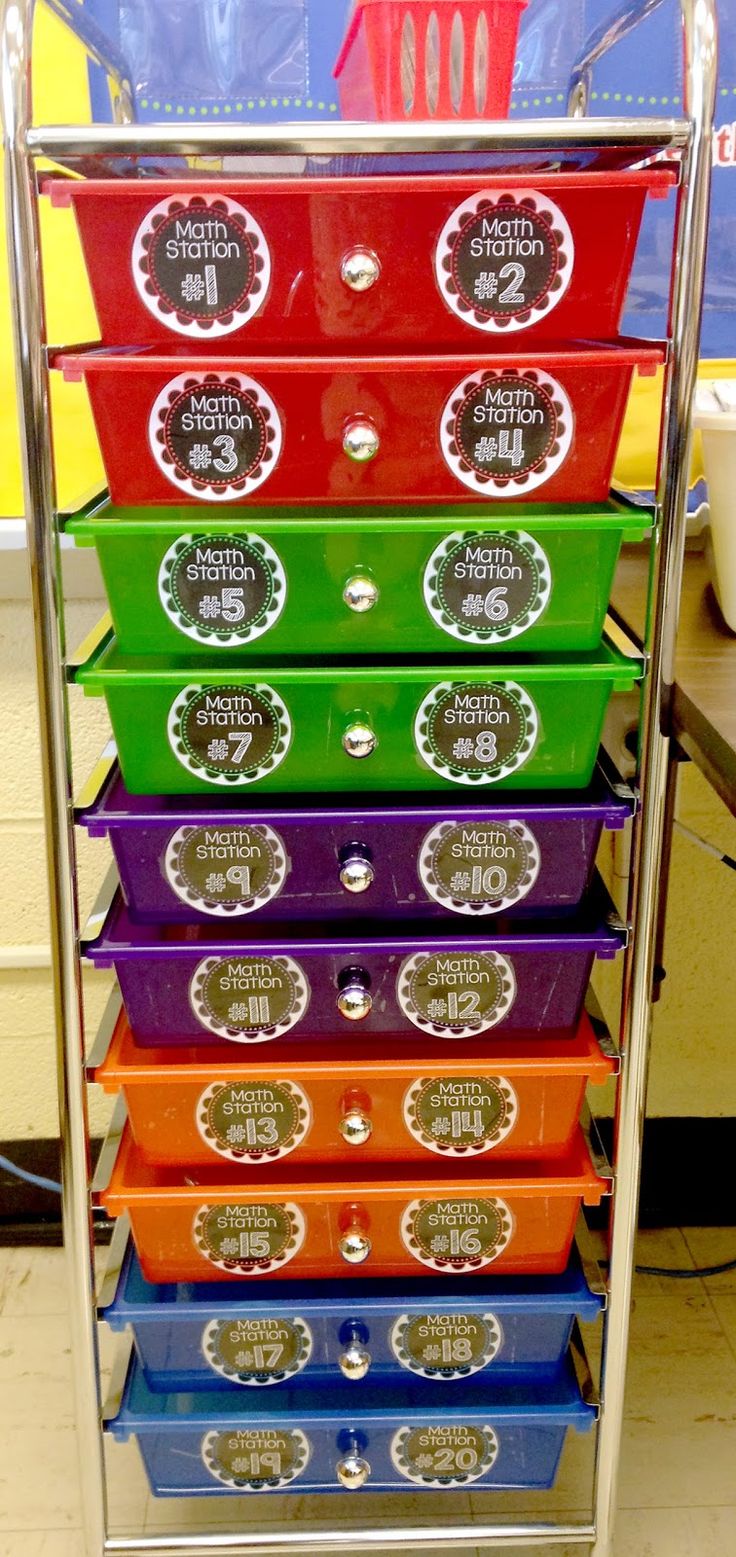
66 496 648 658
75 634 640 796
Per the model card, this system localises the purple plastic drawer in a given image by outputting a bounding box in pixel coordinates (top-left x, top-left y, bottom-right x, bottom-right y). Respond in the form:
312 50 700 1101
77 759 632 925
84 883 625 1048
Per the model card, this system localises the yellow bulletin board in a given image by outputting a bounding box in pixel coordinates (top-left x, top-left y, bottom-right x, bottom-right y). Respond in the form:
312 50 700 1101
1 4 104 516
0 3 726 519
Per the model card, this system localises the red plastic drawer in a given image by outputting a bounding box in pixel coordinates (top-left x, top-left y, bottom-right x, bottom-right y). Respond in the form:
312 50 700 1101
94 1006 613 1169
57 343 662 508
100 1125 607 1283
46 170 673 349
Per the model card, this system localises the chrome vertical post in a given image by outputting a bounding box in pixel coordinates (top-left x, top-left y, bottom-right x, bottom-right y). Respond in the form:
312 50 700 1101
591 2 717 1552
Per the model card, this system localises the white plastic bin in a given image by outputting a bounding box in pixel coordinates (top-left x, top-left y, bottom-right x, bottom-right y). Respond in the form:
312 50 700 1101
694 381 736 631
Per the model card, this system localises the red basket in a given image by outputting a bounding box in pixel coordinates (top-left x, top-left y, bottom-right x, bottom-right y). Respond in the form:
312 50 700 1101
334 0 528 121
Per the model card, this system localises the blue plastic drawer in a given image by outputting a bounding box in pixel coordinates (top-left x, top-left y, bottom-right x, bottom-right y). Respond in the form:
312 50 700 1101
107 1350 595 1495
102 1241 602 1393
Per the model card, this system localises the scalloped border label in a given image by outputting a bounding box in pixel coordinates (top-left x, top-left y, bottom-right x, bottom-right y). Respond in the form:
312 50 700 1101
164 821 288 918
195 1078 312 1163
158 532 287 647
390 1423 500 1486
193 1201 306 1276
148 371 282 502
189 953 310 1044
422 529 552 646
417 817 541 916
201 1426 310 1490
400 1195 515 1273
132 194 271 339
390 1311 504 1380
440 367 573 498
414 679 538 788
201 1314 313 1387
396 950 517 1039
402 1075 519 1157
167 681 292 788
435 189 574 334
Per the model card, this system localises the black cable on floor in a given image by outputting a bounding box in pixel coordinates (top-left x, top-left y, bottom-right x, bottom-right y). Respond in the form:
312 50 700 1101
635 1257 736 1278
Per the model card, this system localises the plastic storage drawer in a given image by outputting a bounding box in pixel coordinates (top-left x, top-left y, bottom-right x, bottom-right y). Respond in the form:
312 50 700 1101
94 1004 614 1167
46 169 672 349
76 756 633 925
84 884 626 1047
99 1124 607 1282
65 496 650 657
56 342 662 508
75 638 640 796
107 1350 595 1494
103 1238 603 1390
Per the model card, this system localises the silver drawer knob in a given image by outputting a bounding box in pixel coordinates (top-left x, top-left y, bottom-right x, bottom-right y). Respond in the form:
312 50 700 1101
337 984 373 1022
339 1108 373 1146
343 574 380 614
338 1341 372 1380
342 721 376 760
337 968 372 1022
343 419 380 463
339 1229 372 1264
339 847 375 894
336 1452 371 1489
341 247 381 292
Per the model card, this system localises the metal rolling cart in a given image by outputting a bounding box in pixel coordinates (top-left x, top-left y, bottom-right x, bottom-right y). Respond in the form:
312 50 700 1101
0 0 717 1552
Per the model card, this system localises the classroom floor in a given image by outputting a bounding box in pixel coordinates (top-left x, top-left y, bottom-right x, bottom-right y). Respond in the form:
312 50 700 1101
0 1227 734 1557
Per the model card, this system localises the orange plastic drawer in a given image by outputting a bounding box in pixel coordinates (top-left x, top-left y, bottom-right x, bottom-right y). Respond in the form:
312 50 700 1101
95 1007 613 1169
100 1126 606 1284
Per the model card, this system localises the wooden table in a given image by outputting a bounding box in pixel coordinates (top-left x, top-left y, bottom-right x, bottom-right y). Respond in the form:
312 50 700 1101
612 546 736 994
613 548 736 816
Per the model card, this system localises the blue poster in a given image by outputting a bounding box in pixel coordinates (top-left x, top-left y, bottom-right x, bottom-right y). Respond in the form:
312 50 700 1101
76 0 733 356
515 0 736 357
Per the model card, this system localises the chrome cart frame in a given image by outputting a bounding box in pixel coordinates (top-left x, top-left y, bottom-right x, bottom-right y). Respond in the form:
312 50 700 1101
1 0 717 1553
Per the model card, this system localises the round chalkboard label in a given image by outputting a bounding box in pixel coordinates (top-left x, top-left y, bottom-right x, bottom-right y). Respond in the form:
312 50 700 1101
149 372 282 502
167 682 291 788
193 1201 306 1276
435 189 574 333
423 529 552 645
440 368 573 498
164 821 287 917
414 679 538 787
403 1075 519 1157
158 533 286 646
132 194 271 339
390 1311 503 1380
190 954 309 1043
390 1423 499 1487
196 1079 312 1163
396 951 516 1038
164 822 288 918
418 817 541 915
401 1196 514 1274
202 1426 310 1490
202 1315 313 1387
